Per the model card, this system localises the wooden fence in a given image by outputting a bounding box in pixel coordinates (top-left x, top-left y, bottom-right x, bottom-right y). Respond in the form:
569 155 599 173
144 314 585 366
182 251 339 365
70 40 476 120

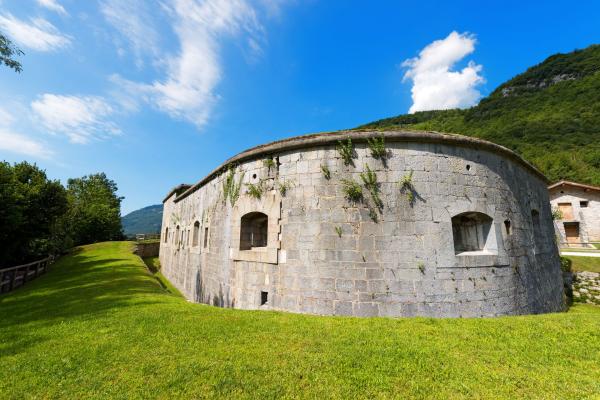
0 256 53 294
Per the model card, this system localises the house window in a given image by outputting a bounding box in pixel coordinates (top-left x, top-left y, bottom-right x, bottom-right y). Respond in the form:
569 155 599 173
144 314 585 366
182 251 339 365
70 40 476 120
580 201 589 208
557 202 574 220
451 212 493 254
164 228 168 243
192 221 200 247
240 212 268 250
175 225 180 246
203 227 209 248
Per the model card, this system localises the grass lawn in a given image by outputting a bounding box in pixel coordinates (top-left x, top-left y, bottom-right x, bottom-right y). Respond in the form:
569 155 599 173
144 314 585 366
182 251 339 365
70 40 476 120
564 255 600 273
1 242 599 399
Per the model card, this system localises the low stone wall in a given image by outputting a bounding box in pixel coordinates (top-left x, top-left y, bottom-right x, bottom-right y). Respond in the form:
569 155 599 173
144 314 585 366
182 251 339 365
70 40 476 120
573 271 600 305
135 242 160 258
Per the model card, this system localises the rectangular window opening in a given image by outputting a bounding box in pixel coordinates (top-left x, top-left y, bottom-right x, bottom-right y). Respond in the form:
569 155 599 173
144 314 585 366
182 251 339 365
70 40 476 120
260 291 268 306
203 227 209 248
580 201 589 208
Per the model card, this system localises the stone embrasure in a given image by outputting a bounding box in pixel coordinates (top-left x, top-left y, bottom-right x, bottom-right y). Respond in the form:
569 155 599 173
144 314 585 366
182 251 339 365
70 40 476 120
159 129 565 318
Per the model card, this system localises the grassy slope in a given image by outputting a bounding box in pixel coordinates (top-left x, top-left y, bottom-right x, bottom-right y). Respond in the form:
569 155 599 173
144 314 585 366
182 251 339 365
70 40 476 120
564 255 600 273
1 242 599 399
359 45 600 186
142 256 183 297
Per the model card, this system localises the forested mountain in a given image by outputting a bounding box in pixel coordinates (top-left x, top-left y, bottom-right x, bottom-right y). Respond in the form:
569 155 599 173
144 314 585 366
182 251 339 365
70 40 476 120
121 205 163 236
359 44 600 185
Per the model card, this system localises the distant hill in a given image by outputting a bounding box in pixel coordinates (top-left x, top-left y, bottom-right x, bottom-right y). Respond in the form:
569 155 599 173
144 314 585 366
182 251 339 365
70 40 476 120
121 205 163 236
359 44 600 185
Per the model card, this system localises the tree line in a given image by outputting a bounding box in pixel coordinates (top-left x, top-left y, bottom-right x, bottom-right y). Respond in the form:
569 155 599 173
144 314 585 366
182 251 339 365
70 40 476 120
0 162 124 267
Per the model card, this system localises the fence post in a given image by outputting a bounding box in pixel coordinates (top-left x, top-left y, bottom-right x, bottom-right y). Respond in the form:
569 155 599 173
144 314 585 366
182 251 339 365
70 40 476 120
9 270 16 291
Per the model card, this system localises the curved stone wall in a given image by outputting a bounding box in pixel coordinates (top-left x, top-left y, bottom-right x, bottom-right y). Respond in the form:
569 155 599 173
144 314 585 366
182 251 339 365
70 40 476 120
159 130 565 317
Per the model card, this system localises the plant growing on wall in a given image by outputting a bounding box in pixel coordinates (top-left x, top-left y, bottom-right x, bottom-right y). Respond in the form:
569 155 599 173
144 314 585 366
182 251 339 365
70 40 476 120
277 179 294 196
368 207 379 223
367 134 386 159
222 166 245 206
417 261 425 274
337 138 355 166
335 226 343 238
263 157 276 170
551 207 563 220
399 170 415 204
341 178 363 202
360 164 382 209
320 164 331 180
246 179 265 199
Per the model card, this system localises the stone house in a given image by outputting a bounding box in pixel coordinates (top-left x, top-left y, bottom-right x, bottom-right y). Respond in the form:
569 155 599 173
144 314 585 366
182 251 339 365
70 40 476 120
549 180 600 246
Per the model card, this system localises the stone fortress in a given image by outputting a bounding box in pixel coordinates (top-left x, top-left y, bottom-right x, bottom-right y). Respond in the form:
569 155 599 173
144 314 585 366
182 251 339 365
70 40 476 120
159 130 565 317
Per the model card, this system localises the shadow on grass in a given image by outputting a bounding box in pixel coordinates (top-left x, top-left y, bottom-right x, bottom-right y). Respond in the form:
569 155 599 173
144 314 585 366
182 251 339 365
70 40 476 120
0 243 165 355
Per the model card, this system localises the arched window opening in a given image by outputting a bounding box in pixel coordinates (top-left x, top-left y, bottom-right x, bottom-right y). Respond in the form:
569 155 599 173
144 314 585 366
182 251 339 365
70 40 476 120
240 212 268 250
192 221 200 247
452 212 493 254
164 227 168 243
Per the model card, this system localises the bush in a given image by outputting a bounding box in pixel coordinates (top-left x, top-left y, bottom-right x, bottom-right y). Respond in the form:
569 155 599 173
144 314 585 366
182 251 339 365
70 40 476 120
560 256 572 272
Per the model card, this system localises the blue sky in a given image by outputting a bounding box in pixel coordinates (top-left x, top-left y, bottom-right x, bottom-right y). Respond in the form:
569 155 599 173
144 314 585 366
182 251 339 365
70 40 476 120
0 0 599 214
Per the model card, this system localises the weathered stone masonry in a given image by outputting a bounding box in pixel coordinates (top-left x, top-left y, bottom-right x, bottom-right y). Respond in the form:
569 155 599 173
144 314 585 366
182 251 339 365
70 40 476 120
160 130 565 317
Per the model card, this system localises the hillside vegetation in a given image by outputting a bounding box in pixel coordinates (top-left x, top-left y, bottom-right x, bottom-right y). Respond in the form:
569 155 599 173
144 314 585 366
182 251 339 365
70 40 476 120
1 242 599 399
121 204 163 236
360 44 600 185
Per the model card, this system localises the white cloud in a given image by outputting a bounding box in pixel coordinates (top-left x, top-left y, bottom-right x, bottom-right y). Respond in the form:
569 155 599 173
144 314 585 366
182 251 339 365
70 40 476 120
0 130 53 159
0 106 53 159
37 0 68 16
402 31 484 113
100 0 159 66
115 0 264 129
31 94 121 144
0 13 71 51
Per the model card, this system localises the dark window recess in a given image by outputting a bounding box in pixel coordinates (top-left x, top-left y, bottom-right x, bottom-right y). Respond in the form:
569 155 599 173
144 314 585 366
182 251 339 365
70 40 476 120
466 164 471 171
192 221 200 246
240 212 268 250
580 201 589 208
504 220 512 235
260 291 268 305
203 227 209 248
451 212 493 254
531 210 543 251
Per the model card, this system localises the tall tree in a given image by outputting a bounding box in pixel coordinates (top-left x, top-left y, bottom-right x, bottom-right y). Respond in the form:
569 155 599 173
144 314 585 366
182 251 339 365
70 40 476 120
0 32 23 72
66 173 124 246
0 162 68 266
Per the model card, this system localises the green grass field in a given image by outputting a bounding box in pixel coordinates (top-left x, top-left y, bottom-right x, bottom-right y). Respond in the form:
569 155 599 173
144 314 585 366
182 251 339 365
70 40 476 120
565 255 600 273
1 242 599 399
